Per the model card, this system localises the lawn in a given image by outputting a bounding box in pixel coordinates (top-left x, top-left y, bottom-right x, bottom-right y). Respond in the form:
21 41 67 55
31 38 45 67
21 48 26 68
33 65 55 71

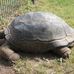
0 0 74 74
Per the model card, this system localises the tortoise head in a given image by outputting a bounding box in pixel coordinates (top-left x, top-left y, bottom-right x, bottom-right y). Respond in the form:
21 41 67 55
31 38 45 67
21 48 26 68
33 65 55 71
0 30 5 45
0 30 5 39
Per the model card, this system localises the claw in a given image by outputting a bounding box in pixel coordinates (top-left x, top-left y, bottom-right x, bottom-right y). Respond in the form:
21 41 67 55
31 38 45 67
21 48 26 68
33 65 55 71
63 53 69 58
9 53 20 61
63 48 71 58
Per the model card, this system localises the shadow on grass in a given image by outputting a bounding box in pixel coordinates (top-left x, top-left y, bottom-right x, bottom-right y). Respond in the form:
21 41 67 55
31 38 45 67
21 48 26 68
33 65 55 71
18 50 61 61
0 49 61 66
0 57 13 66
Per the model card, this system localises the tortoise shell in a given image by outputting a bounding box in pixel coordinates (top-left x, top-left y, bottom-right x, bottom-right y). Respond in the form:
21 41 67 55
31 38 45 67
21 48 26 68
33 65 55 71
4 12 74 52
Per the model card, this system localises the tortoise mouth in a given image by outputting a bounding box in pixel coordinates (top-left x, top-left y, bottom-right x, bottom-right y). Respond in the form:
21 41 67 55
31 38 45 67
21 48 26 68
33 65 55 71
0 30 5 39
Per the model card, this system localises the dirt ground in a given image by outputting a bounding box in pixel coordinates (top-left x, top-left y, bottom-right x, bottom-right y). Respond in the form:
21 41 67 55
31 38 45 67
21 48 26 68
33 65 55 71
0 57 15 74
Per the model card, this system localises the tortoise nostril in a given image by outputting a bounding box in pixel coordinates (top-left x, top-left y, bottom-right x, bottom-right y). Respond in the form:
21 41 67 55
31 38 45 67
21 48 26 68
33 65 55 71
0 39 5 46
0 30 5 39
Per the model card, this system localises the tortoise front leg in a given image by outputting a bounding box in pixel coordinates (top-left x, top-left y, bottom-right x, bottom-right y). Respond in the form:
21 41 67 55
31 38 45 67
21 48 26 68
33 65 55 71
52 47 71 58
0 42 20 61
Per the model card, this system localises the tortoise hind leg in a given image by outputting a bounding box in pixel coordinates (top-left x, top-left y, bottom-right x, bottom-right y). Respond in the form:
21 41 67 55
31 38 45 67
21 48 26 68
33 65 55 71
68 42 74 48
0 42 20 61
52 47 71 58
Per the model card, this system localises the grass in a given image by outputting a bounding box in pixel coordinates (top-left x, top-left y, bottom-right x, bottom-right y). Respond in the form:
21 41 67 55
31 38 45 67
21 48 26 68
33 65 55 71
0 0 74 74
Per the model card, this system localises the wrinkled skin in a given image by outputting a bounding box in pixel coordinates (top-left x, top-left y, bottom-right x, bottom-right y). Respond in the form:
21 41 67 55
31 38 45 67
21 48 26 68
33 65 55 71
0 30 73 61
0 30 20 61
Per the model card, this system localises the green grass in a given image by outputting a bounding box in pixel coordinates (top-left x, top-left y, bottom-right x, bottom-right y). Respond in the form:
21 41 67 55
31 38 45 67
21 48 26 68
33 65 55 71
0 0 74 74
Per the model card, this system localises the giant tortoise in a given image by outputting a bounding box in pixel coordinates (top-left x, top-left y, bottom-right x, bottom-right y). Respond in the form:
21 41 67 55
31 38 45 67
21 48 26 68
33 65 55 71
0 12 74 61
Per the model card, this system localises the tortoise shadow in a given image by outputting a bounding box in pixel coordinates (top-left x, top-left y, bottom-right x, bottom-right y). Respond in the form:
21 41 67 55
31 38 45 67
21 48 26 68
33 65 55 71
0 50 61 67
0 39 62 67
18 50 61 61
0 38 60 66
0 57 13 66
